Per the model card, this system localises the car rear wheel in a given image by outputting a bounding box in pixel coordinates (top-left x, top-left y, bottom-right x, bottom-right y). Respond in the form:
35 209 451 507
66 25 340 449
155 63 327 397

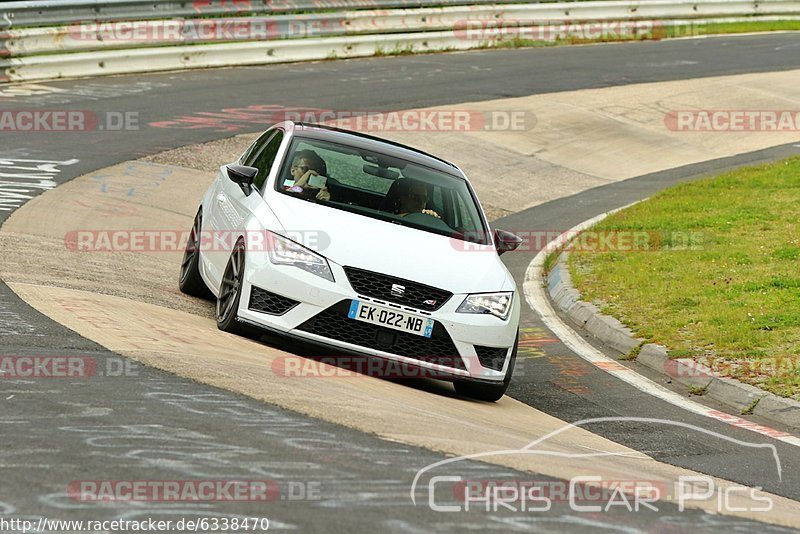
179 208 213 299
216 238 253 336
454 332 518 402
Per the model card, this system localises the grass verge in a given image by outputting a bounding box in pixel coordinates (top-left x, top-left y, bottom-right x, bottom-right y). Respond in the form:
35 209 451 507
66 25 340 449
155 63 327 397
569 157 800 400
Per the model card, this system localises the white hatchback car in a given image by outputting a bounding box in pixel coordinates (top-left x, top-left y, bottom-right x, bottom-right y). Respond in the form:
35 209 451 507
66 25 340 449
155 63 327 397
180 122 522 401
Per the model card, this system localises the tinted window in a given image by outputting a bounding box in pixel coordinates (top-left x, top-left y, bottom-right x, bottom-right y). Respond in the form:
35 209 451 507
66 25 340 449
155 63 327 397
275 136 489 245
241 130 273 166
251 131 284 191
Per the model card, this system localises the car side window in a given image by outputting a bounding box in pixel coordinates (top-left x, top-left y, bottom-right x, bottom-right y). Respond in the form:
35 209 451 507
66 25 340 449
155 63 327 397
251 131 284 192
241 130 273 166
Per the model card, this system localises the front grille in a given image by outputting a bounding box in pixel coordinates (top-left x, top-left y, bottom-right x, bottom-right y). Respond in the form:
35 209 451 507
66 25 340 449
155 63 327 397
297 300 465 370
248 286 299 315
474 346 509 371
344 266 452 312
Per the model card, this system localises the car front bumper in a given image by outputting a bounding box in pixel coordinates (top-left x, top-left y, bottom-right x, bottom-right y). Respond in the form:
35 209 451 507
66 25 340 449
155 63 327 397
237 257 520 382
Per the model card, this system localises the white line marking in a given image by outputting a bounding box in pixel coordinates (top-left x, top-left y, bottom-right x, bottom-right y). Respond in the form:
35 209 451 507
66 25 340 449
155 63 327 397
523 206 800 448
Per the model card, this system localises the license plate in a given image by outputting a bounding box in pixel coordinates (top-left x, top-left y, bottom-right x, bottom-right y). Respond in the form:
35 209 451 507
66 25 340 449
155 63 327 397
348 300 434 338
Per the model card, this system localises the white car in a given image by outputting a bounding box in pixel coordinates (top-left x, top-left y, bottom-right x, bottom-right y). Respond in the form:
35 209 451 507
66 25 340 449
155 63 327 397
179 122 522 401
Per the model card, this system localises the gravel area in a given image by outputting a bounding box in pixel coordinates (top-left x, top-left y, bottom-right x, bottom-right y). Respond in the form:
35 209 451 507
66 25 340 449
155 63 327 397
143 132 259 173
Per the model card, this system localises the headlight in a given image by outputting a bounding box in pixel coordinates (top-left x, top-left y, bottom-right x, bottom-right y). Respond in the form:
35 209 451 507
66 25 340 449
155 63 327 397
268 232 334 282
456 292 513 320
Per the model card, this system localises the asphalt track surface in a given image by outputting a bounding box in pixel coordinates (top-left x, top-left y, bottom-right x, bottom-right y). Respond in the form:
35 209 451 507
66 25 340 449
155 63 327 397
2 34 800 531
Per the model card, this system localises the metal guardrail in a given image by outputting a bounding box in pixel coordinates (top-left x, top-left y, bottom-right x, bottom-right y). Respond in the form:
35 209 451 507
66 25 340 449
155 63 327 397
1 0 798 83
4 1 799 57
0 0 538 29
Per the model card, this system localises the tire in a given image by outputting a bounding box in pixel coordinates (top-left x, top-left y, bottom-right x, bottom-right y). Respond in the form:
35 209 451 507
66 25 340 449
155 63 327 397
215 238 255 337
179 208 213 299
454 331 519 402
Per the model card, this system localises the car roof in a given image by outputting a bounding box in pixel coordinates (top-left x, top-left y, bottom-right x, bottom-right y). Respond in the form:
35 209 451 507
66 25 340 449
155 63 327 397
287 122 463 177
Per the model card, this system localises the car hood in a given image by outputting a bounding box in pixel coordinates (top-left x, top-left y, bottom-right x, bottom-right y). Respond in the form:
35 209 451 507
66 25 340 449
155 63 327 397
268 197 511 294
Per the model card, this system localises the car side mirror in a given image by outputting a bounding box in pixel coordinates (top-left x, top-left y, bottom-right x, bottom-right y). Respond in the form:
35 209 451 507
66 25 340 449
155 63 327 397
226 164 259 195
494 229 522 255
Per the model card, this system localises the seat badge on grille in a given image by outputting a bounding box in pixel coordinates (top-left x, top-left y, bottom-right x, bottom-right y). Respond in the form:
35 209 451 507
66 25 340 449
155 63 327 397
390 284 406 298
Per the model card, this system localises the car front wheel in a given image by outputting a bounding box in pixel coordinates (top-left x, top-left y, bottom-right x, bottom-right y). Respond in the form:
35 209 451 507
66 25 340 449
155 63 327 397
216 238 253 336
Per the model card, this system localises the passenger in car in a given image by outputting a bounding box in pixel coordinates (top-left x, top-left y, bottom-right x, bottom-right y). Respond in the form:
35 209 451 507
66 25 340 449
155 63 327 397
393 178 441 219
286 149 331 201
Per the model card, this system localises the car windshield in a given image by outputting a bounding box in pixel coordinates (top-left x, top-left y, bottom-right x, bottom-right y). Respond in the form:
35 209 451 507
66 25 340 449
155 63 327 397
275 135 490 245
